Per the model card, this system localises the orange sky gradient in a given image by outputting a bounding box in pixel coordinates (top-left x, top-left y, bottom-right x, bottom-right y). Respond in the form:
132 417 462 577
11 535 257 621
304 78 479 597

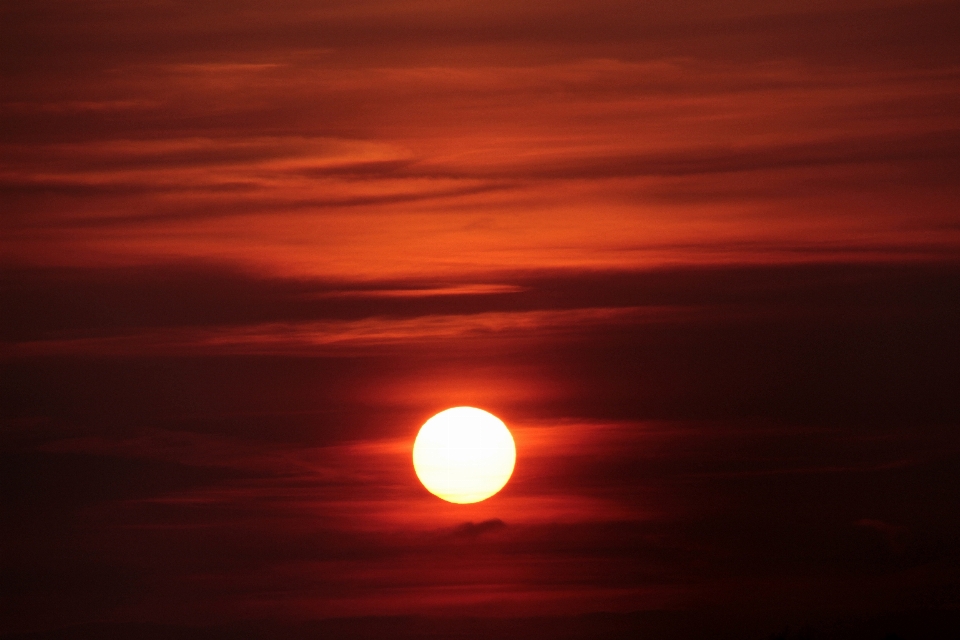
2 1 960 638
4 1 960 280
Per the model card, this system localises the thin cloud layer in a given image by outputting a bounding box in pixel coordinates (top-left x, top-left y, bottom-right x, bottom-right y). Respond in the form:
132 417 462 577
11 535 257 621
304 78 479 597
2 0 960 637
3 3 959 276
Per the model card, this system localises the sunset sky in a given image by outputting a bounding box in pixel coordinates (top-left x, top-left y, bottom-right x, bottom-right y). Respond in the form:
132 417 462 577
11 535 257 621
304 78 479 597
2 1 959 638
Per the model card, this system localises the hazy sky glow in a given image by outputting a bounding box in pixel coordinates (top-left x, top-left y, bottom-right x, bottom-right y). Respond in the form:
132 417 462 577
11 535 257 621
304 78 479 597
2 1 959 638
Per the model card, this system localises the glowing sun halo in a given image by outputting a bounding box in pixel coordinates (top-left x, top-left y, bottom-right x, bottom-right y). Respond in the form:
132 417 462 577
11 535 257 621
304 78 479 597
413 407 516 504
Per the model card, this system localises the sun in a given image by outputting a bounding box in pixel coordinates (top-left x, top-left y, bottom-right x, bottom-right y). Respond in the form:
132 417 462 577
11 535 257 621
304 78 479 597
413 407 516 504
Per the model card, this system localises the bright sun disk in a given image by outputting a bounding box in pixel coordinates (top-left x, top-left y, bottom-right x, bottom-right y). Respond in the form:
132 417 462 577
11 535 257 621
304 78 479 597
413 407 516 504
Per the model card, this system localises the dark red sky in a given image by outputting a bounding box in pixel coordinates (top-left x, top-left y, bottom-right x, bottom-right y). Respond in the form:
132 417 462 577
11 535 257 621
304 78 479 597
2 1 960 638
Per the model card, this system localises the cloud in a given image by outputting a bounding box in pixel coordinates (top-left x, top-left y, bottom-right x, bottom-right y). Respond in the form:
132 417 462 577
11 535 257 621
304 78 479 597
4 260 957 336
447 519 508 538
0 307 672 357
4 4 959 273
